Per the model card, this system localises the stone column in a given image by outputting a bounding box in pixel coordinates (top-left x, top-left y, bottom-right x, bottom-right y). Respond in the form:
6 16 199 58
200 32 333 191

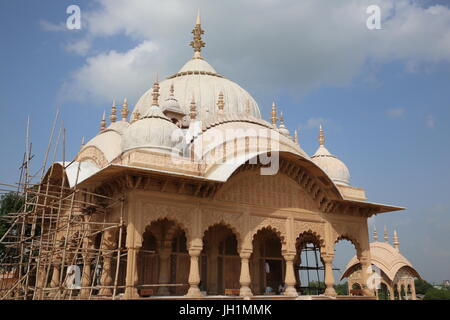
283 252 298 297
99 230 116 296
358 254 374 297
45 264 60 298
80 256 92 299
124 245 141 299
239 249 253 297
322 253 337 297
388 284 395 300
185 239 203 298
411 281 417 300
157 243 172 296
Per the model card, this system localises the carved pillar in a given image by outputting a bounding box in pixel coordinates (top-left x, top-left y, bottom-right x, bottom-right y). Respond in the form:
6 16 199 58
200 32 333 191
157 242 172 296
357 253 374 297
80 256 92 299
124 221 142 300
283 252 298 297
185 238 203 298
411 281 417 300
397 283 402 300
322 253 337 297
239 249 253 297
99 229 116 296
388 284 395 300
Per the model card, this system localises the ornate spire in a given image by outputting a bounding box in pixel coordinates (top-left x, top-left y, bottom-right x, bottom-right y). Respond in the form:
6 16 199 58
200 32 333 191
121 98 129 121
152 81 160 106
318 124 325 146
279 111 285 126
393 230 399 251
100 111 107 131
373 226 378 241
217 91 225 115
190 95 197 120
384 226 389 243
132 110 140 123
271 101 278 126
110 99 117 123
190 10 205 59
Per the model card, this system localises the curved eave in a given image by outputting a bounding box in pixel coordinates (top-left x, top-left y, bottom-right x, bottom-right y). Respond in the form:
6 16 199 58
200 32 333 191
335 199 405 216
341 260 422 282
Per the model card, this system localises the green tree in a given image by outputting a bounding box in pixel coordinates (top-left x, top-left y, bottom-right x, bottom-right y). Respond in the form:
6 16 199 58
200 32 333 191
424 288 450 300
334 282 348 295
414 279 434 295
0 192 25 260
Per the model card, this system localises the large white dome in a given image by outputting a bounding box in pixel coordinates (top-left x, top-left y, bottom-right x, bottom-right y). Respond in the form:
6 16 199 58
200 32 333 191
134 58 261 121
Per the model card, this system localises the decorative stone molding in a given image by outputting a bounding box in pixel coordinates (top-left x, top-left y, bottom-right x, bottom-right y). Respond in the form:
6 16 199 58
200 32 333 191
76 146 108 168
141 203 193 243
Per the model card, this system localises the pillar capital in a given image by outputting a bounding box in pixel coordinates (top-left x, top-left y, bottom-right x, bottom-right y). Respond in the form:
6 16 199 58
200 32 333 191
239 249 252 259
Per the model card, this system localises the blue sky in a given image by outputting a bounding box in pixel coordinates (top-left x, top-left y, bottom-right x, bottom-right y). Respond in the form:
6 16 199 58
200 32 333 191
0 0 449 284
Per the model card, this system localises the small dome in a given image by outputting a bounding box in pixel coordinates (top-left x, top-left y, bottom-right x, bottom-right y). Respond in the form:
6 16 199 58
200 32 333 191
311 145 351 186
311 126 351 186
122 105 181 154
106 120 130 134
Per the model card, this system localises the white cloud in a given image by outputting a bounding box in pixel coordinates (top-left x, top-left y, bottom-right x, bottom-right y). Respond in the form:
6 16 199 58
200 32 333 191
65 39 92 56
39 19 67 32
386 108 406 118
61 0 450 105
61 41 161 104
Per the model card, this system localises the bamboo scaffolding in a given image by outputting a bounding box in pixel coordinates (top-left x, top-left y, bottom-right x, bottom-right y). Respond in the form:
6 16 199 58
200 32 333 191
0 118 124 301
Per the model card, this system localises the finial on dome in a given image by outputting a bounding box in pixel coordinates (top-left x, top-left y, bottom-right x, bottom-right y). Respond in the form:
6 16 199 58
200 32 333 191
190 10 205 59
373 226 378 241
271 101 278 126
217 92 225 115
152 81 160 106
280 111 285 126
319 124 325 146
393 230 399 251
100 110 107 131
190 95 197 120
132 110 140 123
121 98 129 121
294 129 299 144
384 226 389 243
110 99 117 123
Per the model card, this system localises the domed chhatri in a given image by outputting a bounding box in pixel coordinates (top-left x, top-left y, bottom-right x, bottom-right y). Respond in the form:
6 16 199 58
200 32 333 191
311 125 351 186
122 81 181 154
342 228 421 300
134 12 261 121
35 11 406 302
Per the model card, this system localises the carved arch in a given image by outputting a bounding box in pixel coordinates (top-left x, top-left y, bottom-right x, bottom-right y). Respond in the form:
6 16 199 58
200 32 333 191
141 204 192 244
76 145 108 168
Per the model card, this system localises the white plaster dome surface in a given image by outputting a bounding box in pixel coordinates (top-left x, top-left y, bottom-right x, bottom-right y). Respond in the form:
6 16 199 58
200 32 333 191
311 145 351 186
122 106 181 154
84 130 122 162
134 58 261 121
